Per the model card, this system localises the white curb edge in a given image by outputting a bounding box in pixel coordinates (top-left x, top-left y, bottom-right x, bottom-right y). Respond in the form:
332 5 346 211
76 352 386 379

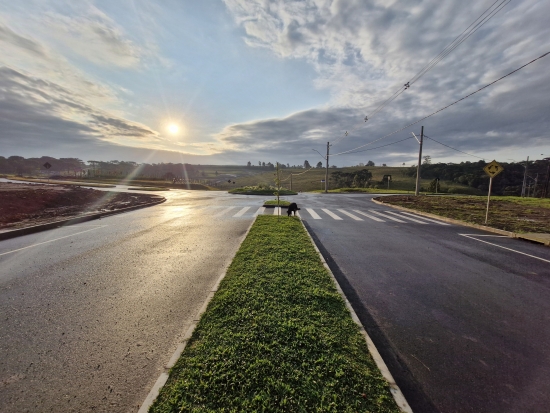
138 216 257 413
299 218 414 413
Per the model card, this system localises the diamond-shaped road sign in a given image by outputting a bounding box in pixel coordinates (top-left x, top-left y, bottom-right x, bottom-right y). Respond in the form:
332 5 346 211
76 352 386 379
43 162 51 169
483 160 504 178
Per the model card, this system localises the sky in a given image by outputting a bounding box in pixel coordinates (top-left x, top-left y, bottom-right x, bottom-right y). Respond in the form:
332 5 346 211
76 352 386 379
0 0 549 167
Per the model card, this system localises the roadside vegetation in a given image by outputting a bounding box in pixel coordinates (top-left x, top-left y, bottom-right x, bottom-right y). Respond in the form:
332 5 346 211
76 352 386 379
150 216 400 413
378 195 550 233
229 185 297 195
7 176 115 188
263 199 291 206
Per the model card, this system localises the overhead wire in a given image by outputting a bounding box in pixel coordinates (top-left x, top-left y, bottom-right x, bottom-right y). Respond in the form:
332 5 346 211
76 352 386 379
332 49 550 156
341 136 415 155
280 167 314 182
424 135 485 159
330 0 513 147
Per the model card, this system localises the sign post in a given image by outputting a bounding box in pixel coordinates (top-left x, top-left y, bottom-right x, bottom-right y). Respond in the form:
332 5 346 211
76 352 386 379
483 160 504 224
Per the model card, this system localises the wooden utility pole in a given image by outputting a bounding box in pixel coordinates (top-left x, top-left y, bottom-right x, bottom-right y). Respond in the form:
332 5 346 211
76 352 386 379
290 173 293 192
415 126 424 196
325 142 330 193
521 156 529 197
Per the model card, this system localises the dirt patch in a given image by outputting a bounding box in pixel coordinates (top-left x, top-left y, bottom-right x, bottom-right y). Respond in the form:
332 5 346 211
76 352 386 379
0 182 162 230
377 195 550 233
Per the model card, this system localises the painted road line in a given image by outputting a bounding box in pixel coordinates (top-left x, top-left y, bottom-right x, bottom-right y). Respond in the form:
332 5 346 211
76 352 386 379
352 210 385 222
213 206 236 217
337 209 363 221
385 211 428 224
322 209 343 220
233 207 251 217
369 210 407 223
460 234 550 263
398 211 451 225
306 208 322 219
253 207 265 216
273 207 281 215
0 226 106 257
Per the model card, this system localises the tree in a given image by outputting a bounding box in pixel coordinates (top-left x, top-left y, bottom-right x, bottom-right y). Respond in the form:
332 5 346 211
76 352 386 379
247 161 251 167
423 155 432 165
316 161 323 168
304 160 311 168
366 160 375 166
382 164 387 167
262 162 266 167
428 178 441 193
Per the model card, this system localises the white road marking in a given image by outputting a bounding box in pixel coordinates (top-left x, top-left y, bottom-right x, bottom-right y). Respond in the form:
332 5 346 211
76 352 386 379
273 207 281 215
385 211 428 224
369 210 407 223
322 209 343 220
233 206 251 217
337 209 363 221
0 226 106 257
253 207 265 216
352 210 385 222
398 212 451 226
460 234 509 237
459 234 550 263
306 208 322 219
213 206 235 217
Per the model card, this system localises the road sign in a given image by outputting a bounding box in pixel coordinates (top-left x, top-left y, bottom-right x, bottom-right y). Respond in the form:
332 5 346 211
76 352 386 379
483 160 504 178
43 162 51 169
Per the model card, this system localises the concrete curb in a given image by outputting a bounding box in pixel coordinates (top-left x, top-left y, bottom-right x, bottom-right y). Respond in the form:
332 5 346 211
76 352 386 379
138 216 257 413
299 219 413 413
372 197 550 247
0 197 166 241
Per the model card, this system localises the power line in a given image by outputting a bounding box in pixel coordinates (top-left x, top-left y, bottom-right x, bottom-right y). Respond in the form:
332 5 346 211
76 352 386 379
331 0 512 147
424 135 485 159
332 49 550 156
342 136 415 155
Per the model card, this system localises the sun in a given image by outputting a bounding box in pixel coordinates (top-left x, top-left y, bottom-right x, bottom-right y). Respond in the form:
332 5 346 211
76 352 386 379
168 123 179 134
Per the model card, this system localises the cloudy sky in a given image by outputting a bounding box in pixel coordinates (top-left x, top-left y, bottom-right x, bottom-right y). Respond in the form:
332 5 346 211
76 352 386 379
1 0 549 166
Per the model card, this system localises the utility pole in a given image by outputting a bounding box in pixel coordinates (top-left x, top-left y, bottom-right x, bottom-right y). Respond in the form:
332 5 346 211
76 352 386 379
414 126 424 196
521 156 529 197
290 173 293 192
325 141 330 193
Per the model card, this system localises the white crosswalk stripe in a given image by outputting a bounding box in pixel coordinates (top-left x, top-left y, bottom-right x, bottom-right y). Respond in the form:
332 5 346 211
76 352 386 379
214 206 236 217
322 209 343 220
233 207 251 217
352 210 385 222
273 207 281 215
384 211 428 224
337 209 363 221
398 211 451 225
306 208 322 219
368 209 407 223
253 207 265 216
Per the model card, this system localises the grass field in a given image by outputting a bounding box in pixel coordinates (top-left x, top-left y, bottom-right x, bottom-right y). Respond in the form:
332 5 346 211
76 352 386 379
378 195 550 233
150 216 400 413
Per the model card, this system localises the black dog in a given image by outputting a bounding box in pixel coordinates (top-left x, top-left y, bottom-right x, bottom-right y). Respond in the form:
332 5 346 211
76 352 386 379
287 202 301 216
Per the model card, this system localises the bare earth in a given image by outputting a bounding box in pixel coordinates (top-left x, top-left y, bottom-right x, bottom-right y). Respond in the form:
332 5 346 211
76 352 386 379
0 182 161 230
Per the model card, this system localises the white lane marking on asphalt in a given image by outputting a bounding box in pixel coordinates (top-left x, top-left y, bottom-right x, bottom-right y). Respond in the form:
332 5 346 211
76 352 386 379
459 234 550 263
273 207 281 215
460 234 508 237
306 208 322 219
398 211 451 225
385 211 428 224
369 210 407 223
352 210 385 222
213 206 235 217
233 207 251 217
322 209 343 220
0 226 106 257
253 207 265 216
337 209 363 221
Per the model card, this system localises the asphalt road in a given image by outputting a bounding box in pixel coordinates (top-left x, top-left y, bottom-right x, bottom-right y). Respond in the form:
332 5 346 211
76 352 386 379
0 190 266 413
296 193 550 413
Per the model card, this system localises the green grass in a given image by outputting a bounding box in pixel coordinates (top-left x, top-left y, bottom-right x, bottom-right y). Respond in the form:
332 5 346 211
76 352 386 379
263 200 291 206
229 187 297 195
128 187 170 191
7 176 115 188
310 187 414 194
150 216 400 413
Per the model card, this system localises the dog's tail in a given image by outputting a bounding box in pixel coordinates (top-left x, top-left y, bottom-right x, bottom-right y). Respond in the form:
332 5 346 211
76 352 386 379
297 207 301 210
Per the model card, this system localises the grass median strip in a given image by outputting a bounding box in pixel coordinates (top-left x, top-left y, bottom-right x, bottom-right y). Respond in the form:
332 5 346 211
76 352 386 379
150 215 400 413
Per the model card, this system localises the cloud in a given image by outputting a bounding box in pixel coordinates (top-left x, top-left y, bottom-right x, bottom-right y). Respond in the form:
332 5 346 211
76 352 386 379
0 24 48 57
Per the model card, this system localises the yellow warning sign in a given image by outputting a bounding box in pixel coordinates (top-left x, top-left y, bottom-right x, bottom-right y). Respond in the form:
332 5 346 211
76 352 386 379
483 160 504 178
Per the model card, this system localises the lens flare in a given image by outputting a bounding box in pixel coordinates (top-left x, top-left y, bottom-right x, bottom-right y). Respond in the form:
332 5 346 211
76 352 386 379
168 124 179 134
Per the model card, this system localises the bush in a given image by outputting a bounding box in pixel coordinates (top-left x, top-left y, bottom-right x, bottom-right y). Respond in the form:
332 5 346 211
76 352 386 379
447 186 483 195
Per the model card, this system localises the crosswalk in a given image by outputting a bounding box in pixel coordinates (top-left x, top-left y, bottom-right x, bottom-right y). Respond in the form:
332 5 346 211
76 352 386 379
193 206 450 226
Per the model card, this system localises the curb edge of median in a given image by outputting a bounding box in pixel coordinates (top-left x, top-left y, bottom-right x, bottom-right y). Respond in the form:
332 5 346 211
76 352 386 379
138 215 257 413
299 218 414 413
0 197 166 241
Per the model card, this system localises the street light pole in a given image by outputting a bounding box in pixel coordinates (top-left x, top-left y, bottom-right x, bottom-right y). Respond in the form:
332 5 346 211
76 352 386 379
414 126 424 196
325 142 330 193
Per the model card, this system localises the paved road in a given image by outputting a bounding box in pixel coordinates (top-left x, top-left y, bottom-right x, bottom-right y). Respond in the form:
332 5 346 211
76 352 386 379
295 193 550 413
0 190 266 413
